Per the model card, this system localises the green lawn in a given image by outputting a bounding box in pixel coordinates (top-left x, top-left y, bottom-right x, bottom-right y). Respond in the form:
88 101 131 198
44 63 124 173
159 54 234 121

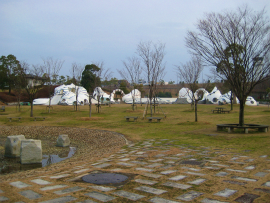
1 103 269 156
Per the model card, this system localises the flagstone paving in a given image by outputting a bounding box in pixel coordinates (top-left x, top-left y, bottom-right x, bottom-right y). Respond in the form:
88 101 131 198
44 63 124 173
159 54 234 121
1 138 270 202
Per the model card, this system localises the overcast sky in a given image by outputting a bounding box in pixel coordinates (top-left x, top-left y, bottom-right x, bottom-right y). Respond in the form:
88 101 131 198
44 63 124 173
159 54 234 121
1 0 269 83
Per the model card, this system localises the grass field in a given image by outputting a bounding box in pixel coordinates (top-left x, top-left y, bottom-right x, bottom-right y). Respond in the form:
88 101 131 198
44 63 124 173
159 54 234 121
0 103 270 156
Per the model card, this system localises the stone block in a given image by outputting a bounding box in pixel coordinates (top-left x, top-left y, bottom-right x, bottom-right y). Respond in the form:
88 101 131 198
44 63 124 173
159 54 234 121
56 134 70 147
5 135 25 157
20 139 42 164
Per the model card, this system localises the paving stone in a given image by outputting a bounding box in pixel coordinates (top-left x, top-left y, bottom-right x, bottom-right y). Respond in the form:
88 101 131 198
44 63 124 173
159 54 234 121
113 190 145 201
260 155 267 158
0 196 9 202
136 151 146 155
135 186 167 195
204 166 220 170
149 196 181 203
244 159 254 162
135 167 154 172
116 162 135 167
254 172 268 177
39 196 77 203
262 181 270 187
207 160 219 163
185 171 205 176
0 189 3 193
142 173 163 179
30 179 52 185
212 164 229 167
135 179 158 185
130 161 147 165
201 198 229 203
232 176 257 182
54 186 85 195
77 200 97 203
223 180 246 185
118 158 130 161
146 163 163 168
226 169 247 173
234 193 260 203
40 184 68 191
163 182 192 189
19 190 42 199
160 170 177 175
165 161 176 164
254 188 270 194
10 181 31 188
176 190 203 201
110 168 123 171
74 168 90 174
85 191 116 202
161 165 174 169
164 157 181 160
89 185 115 192
155 154 165 157
244 165 256 170
182 166 201 171
215 172 229 177
214 188 237 197
168 175 187 181
94 163 111 168
50 174 70 179
188 178 206 185
149 159 164 162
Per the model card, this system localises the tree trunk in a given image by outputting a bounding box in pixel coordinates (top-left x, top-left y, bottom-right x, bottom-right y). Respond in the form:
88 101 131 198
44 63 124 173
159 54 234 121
89 99 92 118
195 100 198 122
48 98 51 113
30 102 34 117
230 91 233 111
239 100 245 126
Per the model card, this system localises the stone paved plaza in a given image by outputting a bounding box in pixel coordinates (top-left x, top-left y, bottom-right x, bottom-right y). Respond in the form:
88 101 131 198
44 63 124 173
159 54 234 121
1 139 270 202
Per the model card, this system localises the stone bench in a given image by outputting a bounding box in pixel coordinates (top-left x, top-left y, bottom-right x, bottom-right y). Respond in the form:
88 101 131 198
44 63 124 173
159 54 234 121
217 124 269 133
0 106 5 112
221 110 230 113
20 139 42 164
147 117 163 123
34 116 47 121
5 135 26 157
7 117 22 122
125 116 139 122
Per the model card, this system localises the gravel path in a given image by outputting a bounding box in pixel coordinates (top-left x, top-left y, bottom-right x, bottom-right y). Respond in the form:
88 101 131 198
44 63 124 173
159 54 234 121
0 126 127 181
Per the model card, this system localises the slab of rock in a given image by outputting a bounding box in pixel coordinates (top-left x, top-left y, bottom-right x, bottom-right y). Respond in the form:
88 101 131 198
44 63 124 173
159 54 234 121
56 134 70 147
20 139 42 164
5 135 25 157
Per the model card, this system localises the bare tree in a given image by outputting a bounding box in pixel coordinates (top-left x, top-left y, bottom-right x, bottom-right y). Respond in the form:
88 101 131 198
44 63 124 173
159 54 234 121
118 56 142 110
70 62 84 111
24 64 46 117
137 41 166 116
42 57 64 113
176 55 205 122
13 61 28 112
186 6 270 126
93 61 113 107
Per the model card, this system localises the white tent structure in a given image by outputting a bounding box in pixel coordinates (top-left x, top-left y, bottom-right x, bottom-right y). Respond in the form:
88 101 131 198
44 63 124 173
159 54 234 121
93 87 112 102
122 89 141 102
178 87 193 103
218 91 257 106
110 89 125 103
206 87 222 104
33 84 98 105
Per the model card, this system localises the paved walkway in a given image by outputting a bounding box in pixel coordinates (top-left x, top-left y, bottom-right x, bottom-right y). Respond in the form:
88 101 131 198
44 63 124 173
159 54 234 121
1 139 270 202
